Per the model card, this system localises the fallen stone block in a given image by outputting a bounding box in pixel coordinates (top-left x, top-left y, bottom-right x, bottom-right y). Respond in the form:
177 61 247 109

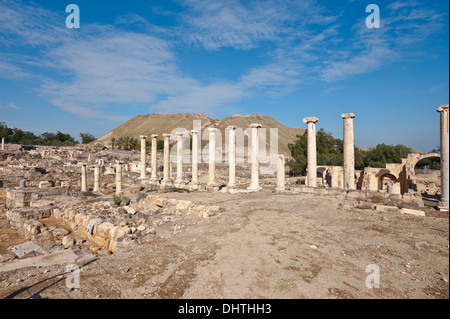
400 208 426 217
375 205 399 213
8 241 45 258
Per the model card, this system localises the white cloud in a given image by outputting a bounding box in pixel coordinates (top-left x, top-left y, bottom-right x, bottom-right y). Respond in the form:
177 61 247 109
0 0 446 121
178 0 336 50
0 102 22 110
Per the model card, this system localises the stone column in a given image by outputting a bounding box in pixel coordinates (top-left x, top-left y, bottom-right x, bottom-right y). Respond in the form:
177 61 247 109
341 113 356 190
116 162 123 194
139 135 147 179
437 104 449 212
191 130 199 188
93 165 100 192
80 164 87 192
1 137 4 151
227 126 237 188
247 123 262 191
276 154 285 191
208 128 217 186
303 117 319 188
150 134 158 183
175 132 184 186
161 134 171 185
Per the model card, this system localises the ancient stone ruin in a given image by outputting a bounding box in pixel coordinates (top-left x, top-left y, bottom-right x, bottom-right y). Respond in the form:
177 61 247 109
0 106 448 298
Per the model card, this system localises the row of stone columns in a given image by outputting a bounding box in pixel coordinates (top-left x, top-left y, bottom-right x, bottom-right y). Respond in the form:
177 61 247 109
81 124 286 193
303 108 448 212
78 106 446 207
303 113 356 190
155 123 273 191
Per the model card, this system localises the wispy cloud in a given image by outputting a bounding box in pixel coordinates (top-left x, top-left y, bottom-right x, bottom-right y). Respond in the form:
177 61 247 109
0 0 446 122
0 102 22 110
178 0 336 50
319 2 444 82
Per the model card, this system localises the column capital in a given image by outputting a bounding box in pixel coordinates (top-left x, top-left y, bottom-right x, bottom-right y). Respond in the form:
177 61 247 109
227 125 237 130
140 135 147 139
250 123 262 128
208 127 217 132
150 134 159 138
341 113 356 119
302 117 319 124
191 130 199 134
437 104 449 113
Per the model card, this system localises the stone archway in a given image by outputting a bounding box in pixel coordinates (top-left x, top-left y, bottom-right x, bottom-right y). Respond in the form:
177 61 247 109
378 173 397 191
405 153 440 191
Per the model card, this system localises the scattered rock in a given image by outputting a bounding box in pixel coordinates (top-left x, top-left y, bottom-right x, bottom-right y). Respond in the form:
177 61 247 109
62 236 75 248
52 227 70 237
126 207 136 215
120 197 131 206
400 208 426 217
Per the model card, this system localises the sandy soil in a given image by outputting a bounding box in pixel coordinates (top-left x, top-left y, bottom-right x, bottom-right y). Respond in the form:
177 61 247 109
0 190 448 299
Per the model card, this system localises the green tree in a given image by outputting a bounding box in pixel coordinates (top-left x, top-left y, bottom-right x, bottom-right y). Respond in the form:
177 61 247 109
363 144 412 168
287 128 343 176
0 122 12 141
80 133 96 144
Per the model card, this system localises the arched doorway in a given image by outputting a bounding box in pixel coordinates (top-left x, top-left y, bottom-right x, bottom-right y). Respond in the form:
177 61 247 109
378 173 397 191
413 154 441 208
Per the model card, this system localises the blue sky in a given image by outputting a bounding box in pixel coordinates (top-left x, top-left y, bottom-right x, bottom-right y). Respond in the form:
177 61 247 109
0 0 448 152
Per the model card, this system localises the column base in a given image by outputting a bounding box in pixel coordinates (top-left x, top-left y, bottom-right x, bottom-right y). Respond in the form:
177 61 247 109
438 201 449 213
174 180 185 188
188 183 199 190
275 187 286 192
160 179 173 188
247 185 262 192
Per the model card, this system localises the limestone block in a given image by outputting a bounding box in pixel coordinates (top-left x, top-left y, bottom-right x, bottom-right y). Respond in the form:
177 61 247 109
175 200 194 211
147 195 168 207
94 222 115 239
38 181 52 189
62 236 75 248
375 205 399 213
400 208 426 217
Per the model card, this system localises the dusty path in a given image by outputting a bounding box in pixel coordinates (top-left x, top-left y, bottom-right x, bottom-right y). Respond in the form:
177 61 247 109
0 191 448 299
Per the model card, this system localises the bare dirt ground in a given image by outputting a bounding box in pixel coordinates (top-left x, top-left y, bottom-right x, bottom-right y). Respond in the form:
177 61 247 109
0 190 448 299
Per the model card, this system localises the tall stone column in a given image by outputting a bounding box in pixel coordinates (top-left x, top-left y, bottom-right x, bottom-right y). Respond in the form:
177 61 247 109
437 104 449 212
93 165 100 192
139 135 147 179
247 123 262 191
191 130 199 188
161 133 171 185
303 117 319 187
150 134 158 183
341 113 356 190
116 162 123 194
208 128 217 186
80 164 87 192
276 154 285 191
175 132 184 186
227 126 237 188
1 137 4 150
